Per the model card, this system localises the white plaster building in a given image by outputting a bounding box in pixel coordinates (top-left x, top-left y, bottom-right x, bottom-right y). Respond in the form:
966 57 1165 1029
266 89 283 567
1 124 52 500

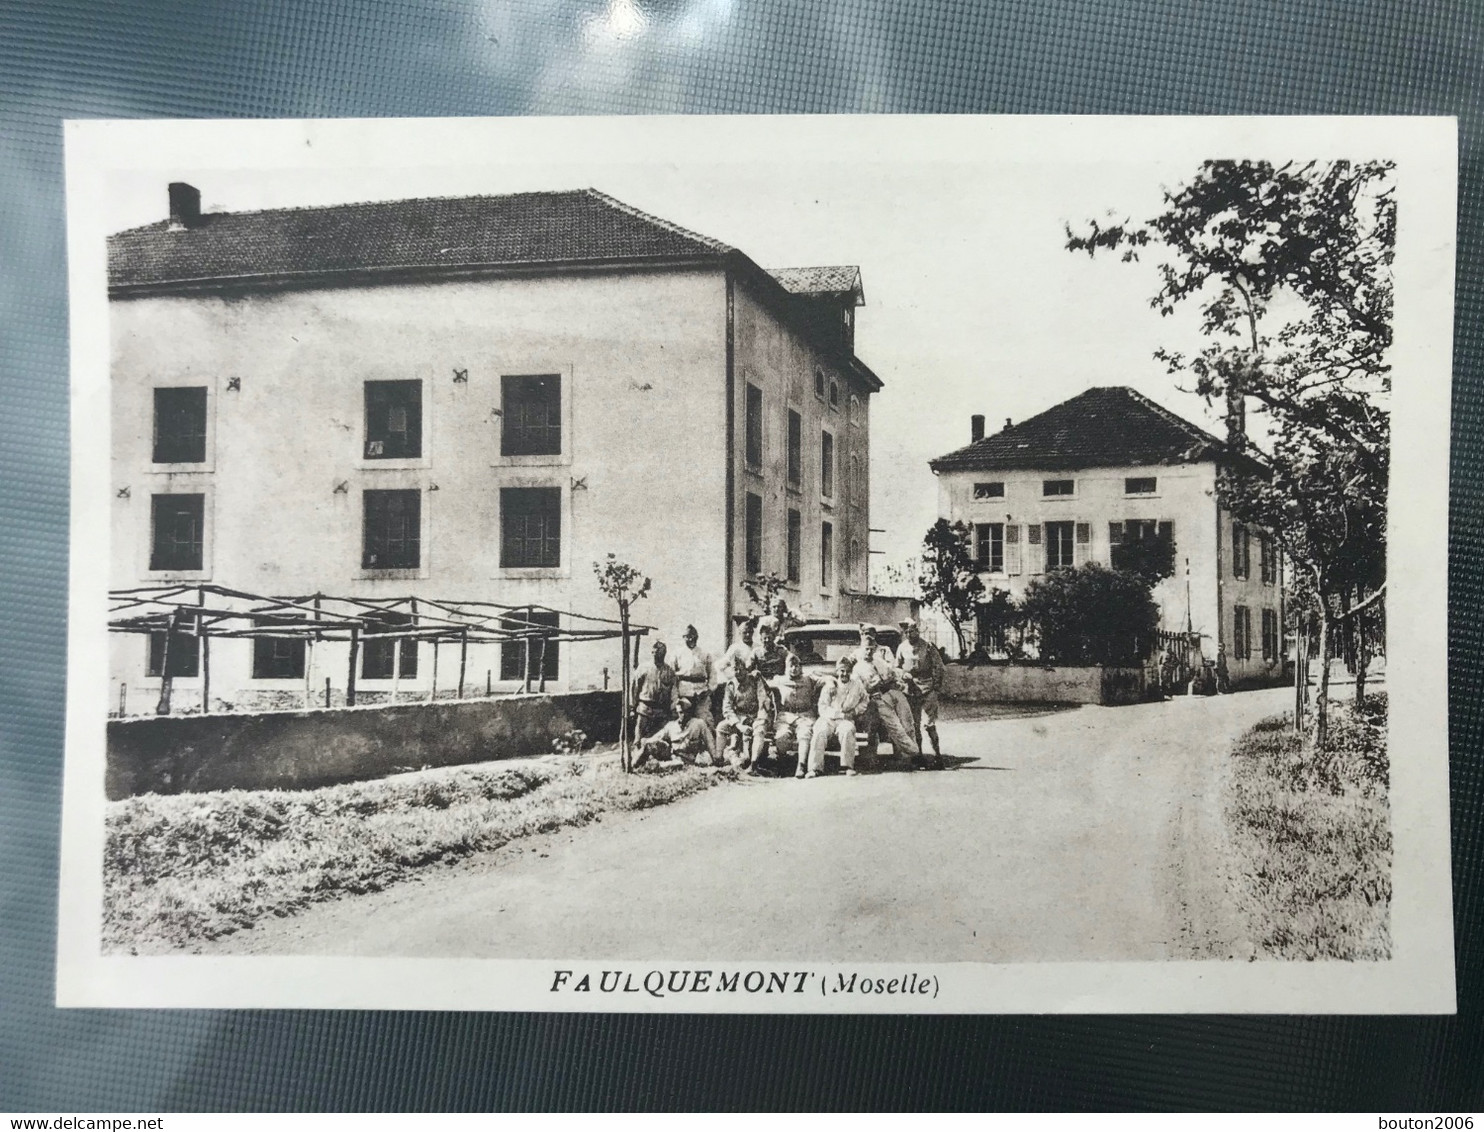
929 387 1285 687
108 185 883 710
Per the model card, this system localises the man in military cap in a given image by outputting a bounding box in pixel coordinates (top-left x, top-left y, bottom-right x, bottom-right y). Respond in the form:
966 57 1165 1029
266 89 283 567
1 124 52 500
896 618 946 769
850 623 921 765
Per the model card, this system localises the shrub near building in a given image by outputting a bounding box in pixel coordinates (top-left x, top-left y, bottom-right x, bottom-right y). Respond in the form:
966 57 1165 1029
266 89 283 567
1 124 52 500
1019 563 1160 667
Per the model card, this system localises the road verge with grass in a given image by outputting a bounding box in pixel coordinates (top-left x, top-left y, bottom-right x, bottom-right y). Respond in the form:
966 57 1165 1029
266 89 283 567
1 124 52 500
1224 693 1390 959
104 753 733 953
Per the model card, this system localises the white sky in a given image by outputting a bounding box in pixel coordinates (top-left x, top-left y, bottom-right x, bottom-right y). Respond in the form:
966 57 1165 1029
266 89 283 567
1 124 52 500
103 135 1242 580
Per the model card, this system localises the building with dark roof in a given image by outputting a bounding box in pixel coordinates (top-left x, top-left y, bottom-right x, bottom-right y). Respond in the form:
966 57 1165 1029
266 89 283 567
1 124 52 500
930 386 1285 687
108 184 884 710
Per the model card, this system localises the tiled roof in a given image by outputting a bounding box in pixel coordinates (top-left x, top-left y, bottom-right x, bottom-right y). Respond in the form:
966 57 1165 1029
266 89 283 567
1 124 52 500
929 386 1228 473
108 188 737 292
766 265 864 305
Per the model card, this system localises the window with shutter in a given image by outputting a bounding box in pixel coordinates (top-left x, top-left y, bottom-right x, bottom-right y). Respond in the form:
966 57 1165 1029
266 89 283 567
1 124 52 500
1233 523 1250 579
1005 524 1022 574
1261 608 1278 661
1232 605 1252 660
1027 523 1043 574
975 522 1004 573
1074 522 1091 566
786 508 802 582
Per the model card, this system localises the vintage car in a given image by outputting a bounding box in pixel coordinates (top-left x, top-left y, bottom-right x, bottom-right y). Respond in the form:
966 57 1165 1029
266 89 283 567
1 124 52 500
776 622 906 760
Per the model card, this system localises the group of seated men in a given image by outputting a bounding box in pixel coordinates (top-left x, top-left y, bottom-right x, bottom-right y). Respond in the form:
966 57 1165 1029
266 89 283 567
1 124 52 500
629 607 947 778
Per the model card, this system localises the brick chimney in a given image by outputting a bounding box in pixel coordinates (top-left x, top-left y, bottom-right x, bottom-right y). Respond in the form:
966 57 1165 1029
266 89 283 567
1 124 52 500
971 414 985 442
167 182 202 231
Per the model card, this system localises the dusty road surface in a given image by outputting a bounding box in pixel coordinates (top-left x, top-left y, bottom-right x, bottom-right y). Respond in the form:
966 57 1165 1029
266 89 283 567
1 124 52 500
212 688 1289 961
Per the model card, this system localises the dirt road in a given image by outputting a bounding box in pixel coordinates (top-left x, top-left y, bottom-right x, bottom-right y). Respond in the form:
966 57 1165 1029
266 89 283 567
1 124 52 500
212 689 1288 961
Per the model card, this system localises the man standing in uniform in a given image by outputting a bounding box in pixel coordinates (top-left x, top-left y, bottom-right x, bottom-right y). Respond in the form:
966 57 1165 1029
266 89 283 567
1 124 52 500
630 639 677 749
896 618 946 769
851 623 921 766
671 624 716 727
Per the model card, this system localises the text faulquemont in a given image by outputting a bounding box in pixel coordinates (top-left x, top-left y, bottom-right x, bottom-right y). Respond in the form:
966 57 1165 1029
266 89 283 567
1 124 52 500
549 970 938 999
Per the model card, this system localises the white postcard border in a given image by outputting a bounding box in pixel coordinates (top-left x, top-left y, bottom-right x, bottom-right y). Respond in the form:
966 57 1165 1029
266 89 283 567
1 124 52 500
58 114 1457 1012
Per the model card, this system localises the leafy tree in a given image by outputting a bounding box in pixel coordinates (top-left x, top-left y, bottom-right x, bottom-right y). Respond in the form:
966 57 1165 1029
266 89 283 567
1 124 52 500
917 519 984 656
1068 159 1393 750
593 554 651 773
1020 564 1160 667
1110 527 1177 588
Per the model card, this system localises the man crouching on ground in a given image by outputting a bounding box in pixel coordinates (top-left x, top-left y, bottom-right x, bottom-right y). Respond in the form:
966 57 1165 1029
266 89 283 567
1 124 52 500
809 655 870 777
633 694 722 768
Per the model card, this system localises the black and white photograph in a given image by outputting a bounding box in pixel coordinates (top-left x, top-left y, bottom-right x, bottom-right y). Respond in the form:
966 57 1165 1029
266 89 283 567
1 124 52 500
58 114 1456 1012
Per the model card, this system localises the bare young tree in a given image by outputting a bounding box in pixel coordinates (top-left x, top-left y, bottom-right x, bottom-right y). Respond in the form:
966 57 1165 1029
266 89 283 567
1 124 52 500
593 554 652 773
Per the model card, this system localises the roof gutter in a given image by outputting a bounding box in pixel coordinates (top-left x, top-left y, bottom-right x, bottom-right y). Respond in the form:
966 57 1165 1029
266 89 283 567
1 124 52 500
106 252 729 300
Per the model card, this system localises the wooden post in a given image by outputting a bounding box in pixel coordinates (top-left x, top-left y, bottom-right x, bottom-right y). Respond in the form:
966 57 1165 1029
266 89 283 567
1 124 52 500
486 669 492 697
347 625 359 707
537 635 548 694
522 636 532 694
457 629 468 700
324 676 331 707
1294 620 1307 735
156 607 182 716
304 635 315 711
200 630 211 714
619 610 631 773
429 639 439 703
197 588 209 714
118 683 127 718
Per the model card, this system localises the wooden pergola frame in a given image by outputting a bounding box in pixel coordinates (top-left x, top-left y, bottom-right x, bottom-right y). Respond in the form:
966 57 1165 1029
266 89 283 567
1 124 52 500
109 583 653 716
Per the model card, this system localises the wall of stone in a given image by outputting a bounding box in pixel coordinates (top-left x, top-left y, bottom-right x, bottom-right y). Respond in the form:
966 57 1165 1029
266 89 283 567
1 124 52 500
106 690 620 799
942 663 1148 706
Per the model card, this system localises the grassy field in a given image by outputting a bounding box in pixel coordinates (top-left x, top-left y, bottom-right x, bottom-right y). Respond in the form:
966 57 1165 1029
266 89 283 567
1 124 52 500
104 752 734 953
1225 693 1391 960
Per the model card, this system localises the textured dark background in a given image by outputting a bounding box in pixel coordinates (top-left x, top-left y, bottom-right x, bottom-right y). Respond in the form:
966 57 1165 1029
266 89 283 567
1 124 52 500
2 0 1480 1112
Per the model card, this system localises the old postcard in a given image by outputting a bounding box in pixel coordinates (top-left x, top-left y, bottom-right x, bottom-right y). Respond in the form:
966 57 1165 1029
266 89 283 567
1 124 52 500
58 114 1456 1011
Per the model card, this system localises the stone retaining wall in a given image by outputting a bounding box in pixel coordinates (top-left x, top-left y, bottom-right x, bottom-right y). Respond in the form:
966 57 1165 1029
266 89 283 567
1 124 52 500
106 691 620 799
942 663 1147 705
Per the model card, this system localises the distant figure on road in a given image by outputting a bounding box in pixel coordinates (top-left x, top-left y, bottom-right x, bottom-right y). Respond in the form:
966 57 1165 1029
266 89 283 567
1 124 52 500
851 624 921 766
810 655 870 777
631 639 677 746
896 618 946 768
671 623 716 726
768 652 821 778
